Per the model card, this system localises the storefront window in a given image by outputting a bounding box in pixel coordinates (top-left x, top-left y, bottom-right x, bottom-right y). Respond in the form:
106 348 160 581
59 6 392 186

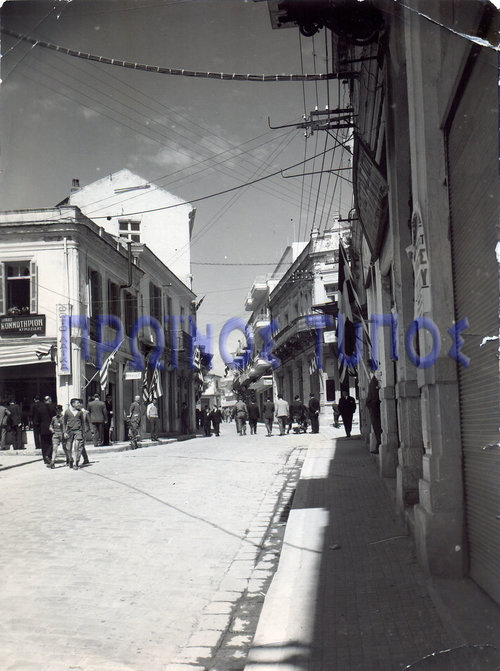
6 262 30 315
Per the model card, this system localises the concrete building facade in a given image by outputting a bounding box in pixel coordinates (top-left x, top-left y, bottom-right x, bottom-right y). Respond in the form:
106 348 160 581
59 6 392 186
0 206 197 439
267 228 342 412
285 0 500 602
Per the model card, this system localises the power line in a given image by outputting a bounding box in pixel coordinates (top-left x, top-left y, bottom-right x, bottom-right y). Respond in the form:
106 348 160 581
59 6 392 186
89 144 342 220
192 262 291 267
1 28 342 81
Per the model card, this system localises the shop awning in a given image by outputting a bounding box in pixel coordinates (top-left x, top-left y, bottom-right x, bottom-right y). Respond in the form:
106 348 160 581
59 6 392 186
0 340 56 367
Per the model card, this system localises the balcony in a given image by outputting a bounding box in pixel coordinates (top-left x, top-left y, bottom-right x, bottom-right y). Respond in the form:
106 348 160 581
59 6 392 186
251 310 271 329
273 315 316 348
245 277 270 311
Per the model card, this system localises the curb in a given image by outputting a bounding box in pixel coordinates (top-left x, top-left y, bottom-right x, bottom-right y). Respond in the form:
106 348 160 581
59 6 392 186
0 433 200 458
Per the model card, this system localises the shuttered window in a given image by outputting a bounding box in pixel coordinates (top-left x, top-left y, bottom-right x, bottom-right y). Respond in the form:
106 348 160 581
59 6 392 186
0 262 4 315
30 261 38 314
447 48 500 605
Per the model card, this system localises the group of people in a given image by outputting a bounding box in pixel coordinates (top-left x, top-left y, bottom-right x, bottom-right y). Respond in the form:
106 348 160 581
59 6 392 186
0 398 24 450
226 392 322 437
0 392 116 469
199 406 223 437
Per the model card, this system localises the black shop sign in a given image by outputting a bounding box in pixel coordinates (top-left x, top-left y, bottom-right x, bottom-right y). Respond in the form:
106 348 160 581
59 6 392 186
0 314 46 336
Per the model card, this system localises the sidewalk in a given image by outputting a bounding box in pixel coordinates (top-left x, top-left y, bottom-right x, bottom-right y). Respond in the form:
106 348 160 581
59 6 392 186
244 432 500 671
0 432 199 466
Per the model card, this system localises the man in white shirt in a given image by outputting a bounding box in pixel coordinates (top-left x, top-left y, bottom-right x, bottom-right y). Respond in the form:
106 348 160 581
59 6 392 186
275 394 290 436
147 398 159 442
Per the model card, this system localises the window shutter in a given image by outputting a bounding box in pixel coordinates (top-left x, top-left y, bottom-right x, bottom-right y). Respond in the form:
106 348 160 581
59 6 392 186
30 261 38 314
0 262 4 315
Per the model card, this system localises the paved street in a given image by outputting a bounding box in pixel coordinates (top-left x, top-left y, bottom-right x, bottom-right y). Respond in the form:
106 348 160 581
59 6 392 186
0 426 312 671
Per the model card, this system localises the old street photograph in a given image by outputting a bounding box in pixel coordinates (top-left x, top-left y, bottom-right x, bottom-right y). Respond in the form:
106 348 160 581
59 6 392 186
0 1 499 670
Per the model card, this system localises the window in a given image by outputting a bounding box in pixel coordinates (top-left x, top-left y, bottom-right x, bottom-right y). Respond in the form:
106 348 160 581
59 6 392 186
0 261 37 316
149 282 162 322
6 262 31 315
118 219 141 243
324 283 338 300
88 269 102 318
108 280 121 319
124 290 138 334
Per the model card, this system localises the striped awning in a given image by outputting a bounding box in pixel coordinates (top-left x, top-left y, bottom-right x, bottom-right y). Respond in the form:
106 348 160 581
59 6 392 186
0 339 56 367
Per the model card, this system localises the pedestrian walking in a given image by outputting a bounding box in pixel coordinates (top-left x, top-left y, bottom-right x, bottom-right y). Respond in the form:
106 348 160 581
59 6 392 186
48 405 68 468
247 400 260 435
338 390 356 438
8 400 23 449
332 400 341 428
31 396 42 451
201 407 212 437
79 400 91 465
366 373 382 453
127 395 143 449
0 399 11 450
262 395 275 436
88 393 107 446
103 393 113 445
275 394 289 436
288 396 306 434
180 402 189 435
234 397 248 435
147 398 160 441
39 396 57 464
63 399 90 470
211 407 222 436
308 392 320 433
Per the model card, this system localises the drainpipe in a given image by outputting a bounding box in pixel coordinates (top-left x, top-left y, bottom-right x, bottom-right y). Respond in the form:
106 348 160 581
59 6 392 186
120 241 133 290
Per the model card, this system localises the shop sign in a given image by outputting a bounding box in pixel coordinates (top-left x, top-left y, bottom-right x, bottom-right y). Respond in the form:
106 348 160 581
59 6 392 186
0 314 46 336
124 370 142 380
56 304 71 375
353 136 389 259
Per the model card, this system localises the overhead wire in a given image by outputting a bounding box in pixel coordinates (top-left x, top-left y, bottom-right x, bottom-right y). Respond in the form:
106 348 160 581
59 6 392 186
307 32 330 238
46 49 315 209
297 31 308 242
12 59 313 215
86 144 343 219
0 27 341 81
20 44 330 217
21 56 297 206
187 130 297 254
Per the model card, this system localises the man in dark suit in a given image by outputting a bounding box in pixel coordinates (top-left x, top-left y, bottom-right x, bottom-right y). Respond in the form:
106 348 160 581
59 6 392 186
262 395 275 436
338 390 356 438
31 396 42 451
247 400 260 435
39 396 57 464
103 393 113 445
8 400 23 449
308 393 320 433
88 393 108 446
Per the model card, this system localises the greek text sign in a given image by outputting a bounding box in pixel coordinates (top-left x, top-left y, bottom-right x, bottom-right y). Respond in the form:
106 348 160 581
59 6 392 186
0 314 46 336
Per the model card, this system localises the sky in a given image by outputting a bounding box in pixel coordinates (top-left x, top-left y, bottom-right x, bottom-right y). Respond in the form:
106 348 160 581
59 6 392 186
0 0 354 373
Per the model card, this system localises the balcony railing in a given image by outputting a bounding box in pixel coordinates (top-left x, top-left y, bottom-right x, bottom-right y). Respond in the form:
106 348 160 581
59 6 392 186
272 314 318 350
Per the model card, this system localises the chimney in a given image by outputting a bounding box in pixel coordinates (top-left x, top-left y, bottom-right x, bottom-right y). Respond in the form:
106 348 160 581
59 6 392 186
71 178 80 193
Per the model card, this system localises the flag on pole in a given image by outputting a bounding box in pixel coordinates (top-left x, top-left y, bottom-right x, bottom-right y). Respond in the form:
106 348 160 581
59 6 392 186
142 360 163 404
99 342 122 392
151 365 163 400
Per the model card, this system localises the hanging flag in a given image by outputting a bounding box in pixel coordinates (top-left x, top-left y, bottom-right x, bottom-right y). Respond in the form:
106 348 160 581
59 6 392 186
142 359 163 404
99 342 122 392
151 365 163 400
339 243 354 323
